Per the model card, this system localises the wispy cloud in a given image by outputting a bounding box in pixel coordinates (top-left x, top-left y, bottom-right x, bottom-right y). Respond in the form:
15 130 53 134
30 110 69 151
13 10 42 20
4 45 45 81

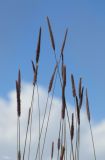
0 83 105 159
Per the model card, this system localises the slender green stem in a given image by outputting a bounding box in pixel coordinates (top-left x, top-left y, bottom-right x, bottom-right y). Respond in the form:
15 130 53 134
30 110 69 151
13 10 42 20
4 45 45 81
75 111 78 160
60 120 64 160
17 117 19 160
18 118 21 158
89 122 96 160
34 93 49 160
22 115 29 160
36 84 40 160
40 74 57 160
57 119 61 160
77 126 80 160
71 141 74 160
28 85 35 160
64 118 66 160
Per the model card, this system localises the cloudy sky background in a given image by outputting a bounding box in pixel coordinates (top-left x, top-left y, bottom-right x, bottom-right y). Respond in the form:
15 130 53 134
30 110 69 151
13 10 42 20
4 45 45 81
0 84 105 160
0 0 105 159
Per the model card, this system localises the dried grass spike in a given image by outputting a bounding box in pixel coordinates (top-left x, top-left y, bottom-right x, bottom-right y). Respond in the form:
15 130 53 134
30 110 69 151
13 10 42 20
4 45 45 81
86 89 90 122
79 86 84 109
79 77 82 99
51 141 54 159
70 113 74 141
18 69 21 92
71 74 76 97
36 27 41 63
61 88 66 119
48 63 57 93
47 16 55 51
60 146 65 160
62 65 66 87
31 60 35 73
61 28 68 56
58 138 60 150
16 80 21 117
76 96 80 125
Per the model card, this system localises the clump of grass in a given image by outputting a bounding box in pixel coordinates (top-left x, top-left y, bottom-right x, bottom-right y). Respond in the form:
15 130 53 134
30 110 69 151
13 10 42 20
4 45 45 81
16 17 97 160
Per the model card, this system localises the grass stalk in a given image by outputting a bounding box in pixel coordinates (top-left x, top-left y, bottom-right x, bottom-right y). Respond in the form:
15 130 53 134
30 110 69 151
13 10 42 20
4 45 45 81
86 89 96 160
34 93 49 160
89 122 96 160
36 84 41 160
17 117 19 160
22 108 30 160
28 84 35 160
40 73 57 160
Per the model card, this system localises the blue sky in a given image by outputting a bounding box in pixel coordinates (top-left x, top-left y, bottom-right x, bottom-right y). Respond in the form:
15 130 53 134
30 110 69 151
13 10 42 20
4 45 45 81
0 0 105 122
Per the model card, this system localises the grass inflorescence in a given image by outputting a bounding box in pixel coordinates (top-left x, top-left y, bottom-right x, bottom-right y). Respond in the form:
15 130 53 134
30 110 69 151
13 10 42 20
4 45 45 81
16 17 96 160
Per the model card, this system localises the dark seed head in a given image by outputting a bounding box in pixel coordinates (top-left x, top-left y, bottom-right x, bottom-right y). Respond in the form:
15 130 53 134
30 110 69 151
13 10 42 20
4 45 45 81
86 89 90 122
47 16 55 51
71 74 76 97
36 27 41 64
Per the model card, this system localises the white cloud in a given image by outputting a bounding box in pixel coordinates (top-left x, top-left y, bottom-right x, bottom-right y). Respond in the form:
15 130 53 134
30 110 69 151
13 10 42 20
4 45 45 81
0 82 105 160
